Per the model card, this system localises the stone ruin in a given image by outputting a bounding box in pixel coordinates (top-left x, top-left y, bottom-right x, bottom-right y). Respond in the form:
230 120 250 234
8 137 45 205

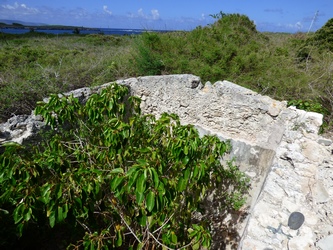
1 74 332 250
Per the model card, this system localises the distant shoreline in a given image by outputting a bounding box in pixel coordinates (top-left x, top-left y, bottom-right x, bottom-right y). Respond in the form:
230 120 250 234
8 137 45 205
0 24 100 31
0 26 177 36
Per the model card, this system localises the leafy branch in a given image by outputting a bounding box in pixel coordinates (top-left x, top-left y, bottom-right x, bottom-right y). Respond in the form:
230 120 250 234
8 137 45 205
0 83 249 249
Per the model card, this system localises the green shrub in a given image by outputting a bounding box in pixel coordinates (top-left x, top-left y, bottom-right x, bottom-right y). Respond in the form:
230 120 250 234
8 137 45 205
134 32 165 75
0 84 249 249
311 18 333 51
287 99 329 114
133 13 269 83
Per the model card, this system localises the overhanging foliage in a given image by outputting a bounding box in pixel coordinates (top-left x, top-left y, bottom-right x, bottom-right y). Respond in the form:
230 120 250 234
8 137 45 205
0 84 249 249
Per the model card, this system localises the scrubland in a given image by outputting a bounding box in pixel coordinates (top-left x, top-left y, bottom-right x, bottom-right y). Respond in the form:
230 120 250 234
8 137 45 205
1 13 332 131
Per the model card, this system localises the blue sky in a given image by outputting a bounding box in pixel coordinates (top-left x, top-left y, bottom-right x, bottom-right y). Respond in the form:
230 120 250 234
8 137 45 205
0 0 332 32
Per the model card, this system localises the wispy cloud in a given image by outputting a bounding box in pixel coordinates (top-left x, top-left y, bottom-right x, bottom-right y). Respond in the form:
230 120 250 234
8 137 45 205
256 21 305 32
131 8 160 20
137 8 144 17
103 5 112 15
286 21 303 30
151 9 160 20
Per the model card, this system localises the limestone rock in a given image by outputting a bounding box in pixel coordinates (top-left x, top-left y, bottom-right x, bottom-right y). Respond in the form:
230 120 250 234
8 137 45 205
0 112 46 145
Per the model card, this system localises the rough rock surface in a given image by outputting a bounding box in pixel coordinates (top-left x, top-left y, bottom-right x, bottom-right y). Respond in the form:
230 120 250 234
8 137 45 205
239 107 333 250
1 74 332 249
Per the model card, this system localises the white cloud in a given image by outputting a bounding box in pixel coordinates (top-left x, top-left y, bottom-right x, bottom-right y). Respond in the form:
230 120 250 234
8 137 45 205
285 22 303 30
103 5 112 15
295 22 303 30
133 8 160 20
2 3 15 10
1 2 39 14
151 9 160 20
138 8 144 17
256 21 306 33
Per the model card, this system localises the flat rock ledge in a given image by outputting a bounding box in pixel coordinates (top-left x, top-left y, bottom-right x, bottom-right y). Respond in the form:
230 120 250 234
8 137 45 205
1 74 332 250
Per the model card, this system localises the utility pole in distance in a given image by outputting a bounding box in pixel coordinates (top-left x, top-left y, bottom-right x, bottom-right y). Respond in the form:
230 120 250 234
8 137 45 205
307 10 319 34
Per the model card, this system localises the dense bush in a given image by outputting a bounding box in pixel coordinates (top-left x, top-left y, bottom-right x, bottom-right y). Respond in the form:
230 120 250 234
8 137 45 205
134 14 268 83
310 18 333 51
290 18 333 128
0 84 249 249
134 32 165 75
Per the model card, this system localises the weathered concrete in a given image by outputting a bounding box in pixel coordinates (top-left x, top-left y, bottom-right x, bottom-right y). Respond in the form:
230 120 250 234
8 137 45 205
1 74 332 249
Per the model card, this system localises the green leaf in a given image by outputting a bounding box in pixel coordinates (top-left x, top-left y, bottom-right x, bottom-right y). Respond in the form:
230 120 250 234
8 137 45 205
135 191 144 205
171 232 177 244
182 156 190 165
115 230 123 247
62 203 69 219
126 165 140 177
138 215 147 226
0 208 9 215
90 241 95 250
136 173 146 194
150 168 159 188
23 208 31 222
127 169 140 192
137 159 147 166
157 181 165 195
41 183 51 202
136 243 143 250
184 168 190 181
17 222 24 237
184 145 188 155
55 184 63 199
177 177 187 192
146 190 155 212
13 203 24 224
193 165 199 179
94 182 100 196
109 168 124 174
57 206 63 222
192 242 200 250
188 228 196 238
110 176 124 191
49 210 56 228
